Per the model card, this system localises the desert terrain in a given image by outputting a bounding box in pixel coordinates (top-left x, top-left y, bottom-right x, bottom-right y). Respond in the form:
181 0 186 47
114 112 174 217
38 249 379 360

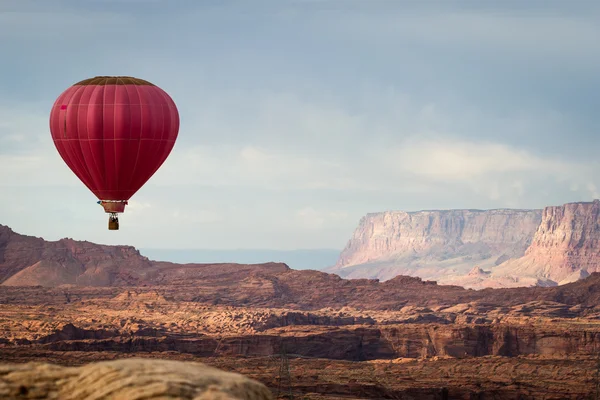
2 220 600 398
1 0 596 397
1 280 599 399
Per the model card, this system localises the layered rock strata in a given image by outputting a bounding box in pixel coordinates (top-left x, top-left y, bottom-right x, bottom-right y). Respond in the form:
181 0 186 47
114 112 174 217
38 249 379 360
331 209 542 283
333 201 600 288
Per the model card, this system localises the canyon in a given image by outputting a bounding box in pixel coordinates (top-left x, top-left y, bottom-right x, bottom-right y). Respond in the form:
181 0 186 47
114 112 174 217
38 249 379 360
2 223 600 398
1 275 600 399
330 200 600 289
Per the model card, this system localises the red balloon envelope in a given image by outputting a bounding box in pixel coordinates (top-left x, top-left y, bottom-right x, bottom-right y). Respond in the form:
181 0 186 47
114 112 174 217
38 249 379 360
49 76 180 230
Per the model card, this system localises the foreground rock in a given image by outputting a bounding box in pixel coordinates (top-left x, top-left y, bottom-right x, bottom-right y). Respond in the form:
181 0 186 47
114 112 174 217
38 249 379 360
0 358 272 400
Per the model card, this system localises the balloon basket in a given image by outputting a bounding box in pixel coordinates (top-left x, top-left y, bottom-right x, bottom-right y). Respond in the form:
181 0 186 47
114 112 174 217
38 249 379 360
108 213 119 230
98 201 126 230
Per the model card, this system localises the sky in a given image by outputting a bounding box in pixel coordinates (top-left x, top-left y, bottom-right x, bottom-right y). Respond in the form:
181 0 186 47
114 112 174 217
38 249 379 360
0 0 599 252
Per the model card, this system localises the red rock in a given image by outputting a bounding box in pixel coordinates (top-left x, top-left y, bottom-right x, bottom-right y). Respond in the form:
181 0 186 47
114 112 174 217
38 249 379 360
0 224 289 288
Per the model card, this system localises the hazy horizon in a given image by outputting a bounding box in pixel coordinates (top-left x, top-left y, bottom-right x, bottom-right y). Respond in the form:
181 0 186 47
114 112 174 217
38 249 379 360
140 248 340 271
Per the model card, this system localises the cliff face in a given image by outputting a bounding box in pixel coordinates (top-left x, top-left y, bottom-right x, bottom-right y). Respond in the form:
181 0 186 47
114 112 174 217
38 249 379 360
32 324 600 361
487 200 600 285
526 200 600 277
3 197 600 291
331 209 542 283
333 201 600 289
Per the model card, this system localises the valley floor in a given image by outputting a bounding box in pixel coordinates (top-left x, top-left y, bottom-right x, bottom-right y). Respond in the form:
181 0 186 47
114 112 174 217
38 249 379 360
0 349 597 399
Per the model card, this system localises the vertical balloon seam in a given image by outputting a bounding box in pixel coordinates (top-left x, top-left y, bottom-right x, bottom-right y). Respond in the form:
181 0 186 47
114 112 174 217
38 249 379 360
55 92 82 183
146 88 167 187
62 85 96 194
114 77 131 195
63 102 67 138
113 77 121 197
116 76 132 196
76 86 90 185
124 82 144 193
81 85 104 193
88 84 107 192
155 88 178 176
100 84 107 196
71 84 96 193
129 87 152 195
98 84 107 195
169 92 179 170
105 76 117 198
101 77 108 198
52 90 76 174
146 88 172 191
51 90 86 193
125 83 134 194
129 87 160 195
150 87 167 180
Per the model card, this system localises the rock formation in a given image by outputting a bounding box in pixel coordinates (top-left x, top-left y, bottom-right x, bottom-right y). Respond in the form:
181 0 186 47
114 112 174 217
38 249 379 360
2 199 600 291
487 200 600 285
0 275 599 398
0 358 272 400
332 200 600 289
0 224 153 286
0 224 289 288
0 237 599 398
329 208 542 283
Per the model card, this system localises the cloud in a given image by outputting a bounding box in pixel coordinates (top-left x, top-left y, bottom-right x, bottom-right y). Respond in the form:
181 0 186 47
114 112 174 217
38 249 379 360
587 183 600 200
381 136 600 205
0 105 48 154
152 144 351 190
0 152 79 187
2 89 597 212
0 1 598 251
390 138 570 181
295 207 349 230
0 105 80 188
148 130 600 213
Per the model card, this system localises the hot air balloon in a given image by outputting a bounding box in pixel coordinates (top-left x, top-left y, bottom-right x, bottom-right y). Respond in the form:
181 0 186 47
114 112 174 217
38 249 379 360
49 76 180 230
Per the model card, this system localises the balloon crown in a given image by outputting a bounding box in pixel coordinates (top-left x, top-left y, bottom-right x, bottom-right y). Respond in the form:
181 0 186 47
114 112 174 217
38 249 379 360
73 76 155 86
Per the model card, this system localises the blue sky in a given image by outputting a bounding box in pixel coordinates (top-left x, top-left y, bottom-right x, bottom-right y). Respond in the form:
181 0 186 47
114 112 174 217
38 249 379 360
0 0 599 251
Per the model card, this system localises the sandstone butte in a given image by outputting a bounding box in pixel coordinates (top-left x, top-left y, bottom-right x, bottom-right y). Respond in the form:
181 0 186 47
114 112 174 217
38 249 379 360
3 221 600 398
330 199 600 289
